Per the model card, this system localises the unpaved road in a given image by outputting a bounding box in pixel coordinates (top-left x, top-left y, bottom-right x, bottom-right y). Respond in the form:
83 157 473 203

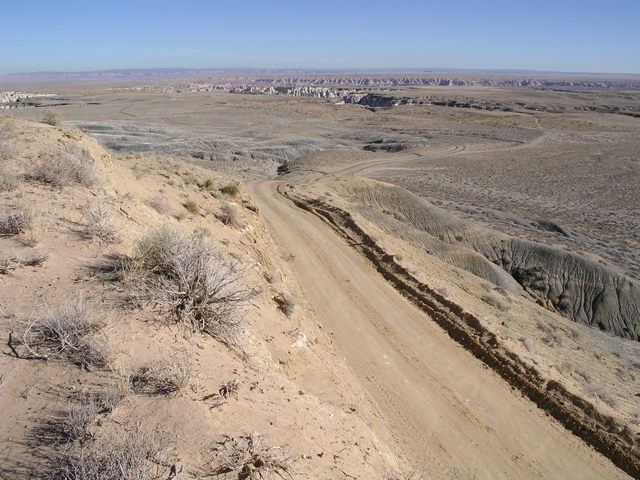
247 179 630 480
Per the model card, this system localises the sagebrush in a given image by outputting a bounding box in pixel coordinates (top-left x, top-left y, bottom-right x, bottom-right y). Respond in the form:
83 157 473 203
19 302 108 369
31 146 101 188
0 208 32 236
48 427 166 480
81 201 119 243
129 227 257 350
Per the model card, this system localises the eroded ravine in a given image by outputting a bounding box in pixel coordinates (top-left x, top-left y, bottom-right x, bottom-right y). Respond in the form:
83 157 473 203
247 179 631 480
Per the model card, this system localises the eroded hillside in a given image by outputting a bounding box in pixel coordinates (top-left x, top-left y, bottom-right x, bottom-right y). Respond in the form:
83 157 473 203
0 118 401 479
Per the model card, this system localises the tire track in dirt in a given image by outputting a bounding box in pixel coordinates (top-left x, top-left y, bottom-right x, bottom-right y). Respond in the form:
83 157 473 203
247 179 633 479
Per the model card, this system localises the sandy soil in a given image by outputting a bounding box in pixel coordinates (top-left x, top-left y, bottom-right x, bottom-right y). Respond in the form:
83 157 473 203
3 83 639 479
247 180 630 479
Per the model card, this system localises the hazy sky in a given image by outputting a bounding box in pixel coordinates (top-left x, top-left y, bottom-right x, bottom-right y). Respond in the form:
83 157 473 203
2 0 639 74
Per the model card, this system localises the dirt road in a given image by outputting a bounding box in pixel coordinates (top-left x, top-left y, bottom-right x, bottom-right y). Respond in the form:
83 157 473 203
247 179 630 480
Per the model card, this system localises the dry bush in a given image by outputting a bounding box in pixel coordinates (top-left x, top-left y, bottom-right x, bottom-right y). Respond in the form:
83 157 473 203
0 207 32 236
199 178 215 190
129 356 190 396
193 226 211 239
183 172 198 185
130 227 258 350
42 110 62 126
1 251 49 274
220 201 241 226
0 165 18 191
95 384 126 413
18 302 109 369
220 183 240 197
0 117 15 138
48 427 166 480
30 147 101 188
65 399 100 442
218 378 240 400
274 293 296 317
0 139 16 162
210 433 293 480
21 250 49 266
81 201 119 243
183 199 199 214
0 255 18 274
148 196 171 215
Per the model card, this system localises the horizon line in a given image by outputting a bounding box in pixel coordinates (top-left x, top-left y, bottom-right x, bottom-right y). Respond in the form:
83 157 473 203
2 66 640 77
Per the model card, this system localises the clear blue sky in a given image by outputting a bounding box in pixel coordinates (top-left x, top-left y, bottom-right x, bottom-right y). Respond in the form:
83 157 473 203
2 0 639 74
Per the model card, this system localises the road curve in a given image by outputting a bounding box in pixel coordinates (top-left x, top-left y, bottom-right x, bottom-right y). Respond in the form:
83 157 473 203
246 179 629 480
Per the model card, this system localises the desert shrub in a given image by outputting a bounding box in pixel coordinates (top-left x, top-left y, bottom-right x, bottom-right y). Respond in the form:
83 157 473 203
0 166 18 191
0 139 16 162
148 196 171 215
274 293 296 317
81 201 119 243
0 255 18 274
220 201 241 226
19 302 108 369
129 356 190 396
21 250 49 266
31 147 101 188
200 178 215 190
130 227 257 349
183 199 199 214
0 117 14 138
219 183 239 197
42 110 61 126
0 207 32 236
210 433 293 480
184 172 198 185
193 226 212 240
65 399 100 442
48 428 165 480
95 384 126 413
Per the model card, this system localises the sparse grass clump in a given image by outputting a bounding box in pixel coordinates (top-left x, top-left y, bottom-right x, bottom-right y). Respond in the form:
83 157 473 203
129 226 257 350
220 201 241 226
0 251 46 274
0 207 32 236
183 199 199 215
184 172 198 185
200 178 215 190
220 183 240 197
81 201 119 243
30 147 101 188
211 433 293 480
21 250 49 266
129 356 190 396
18 302 108 369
